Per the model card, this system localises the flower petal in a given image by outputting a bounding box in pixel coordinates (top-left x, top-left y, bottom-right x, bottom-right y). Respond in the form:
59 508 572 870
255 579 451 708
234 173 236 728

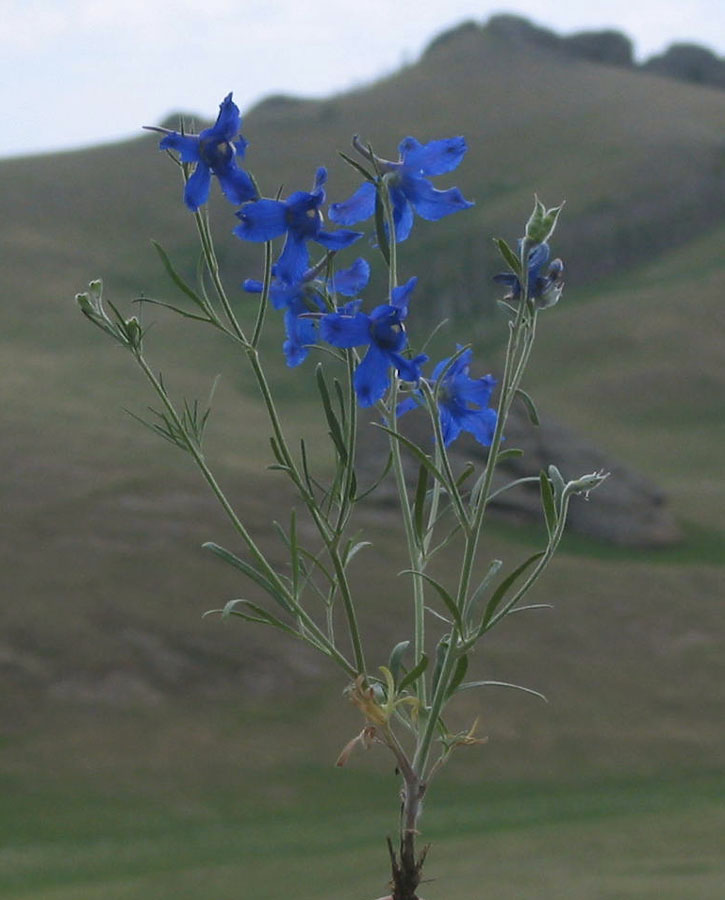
330 257 370 296
320 310 371 348
215 162 257 205
399 136 468 175
316 228 362 251
390 186 414 242
455 373 496 407
242 278 264 294
211 93 241 140
403 175 474 221
276 233 309 283
283 307 317 367
438 403 462 447
396 395 421 417
354 343 392 407
234 199 288 241
391 351 428 383
460 407 497 446
159 132 201 163
328 181 376 225
184 162 212 211
391 276 418 318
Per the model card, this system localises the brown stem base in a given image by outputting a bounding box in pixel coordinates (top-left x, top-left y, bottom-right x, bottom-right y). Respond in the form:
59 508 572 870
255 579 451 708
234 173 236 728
387 834 430 900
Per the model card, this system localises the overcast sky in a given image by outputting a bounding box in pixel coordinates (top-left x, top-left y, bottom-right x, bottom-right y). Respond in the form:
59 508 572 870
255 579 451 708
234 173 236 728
2 0 723 159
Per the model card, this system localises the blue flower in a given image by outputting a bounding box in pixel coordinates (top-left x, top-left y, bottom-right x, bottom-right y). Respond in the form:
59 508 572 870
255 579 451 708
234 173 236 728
493 243 564 308
156 93 257 212
328 136 474 243
320 277 427 407
243 257 370 367
234 168 362 283
398 348 497 447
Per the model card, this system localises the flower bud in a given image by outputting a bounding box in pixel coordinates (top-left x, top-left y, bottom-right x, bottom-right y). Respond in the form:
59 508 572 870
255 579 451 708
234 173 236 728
525 196 564 245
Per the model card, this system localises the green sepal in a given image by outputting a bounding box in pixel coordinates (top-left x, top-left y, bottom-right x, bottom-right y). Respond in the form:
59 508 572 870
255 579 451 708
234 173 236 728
525 196 564 245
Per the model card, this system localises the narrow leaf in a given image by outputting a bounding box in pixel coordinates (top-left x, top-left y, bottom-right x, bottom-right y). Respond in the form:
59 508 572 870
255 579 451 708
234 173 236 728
515 388 540 426
400 570 463 633
316 364 347 462
496 448 525 463
398 652 428 692
151 240 206 309
457 680 548 703
481 551 545 631
413 463 430 547
373 423 449 489
203 542 292 612
338 151 375 183
388 640 411 688
493 237 523 278
539 470 558 537
373 188 391 267
135 296 211 322
445 654 469 699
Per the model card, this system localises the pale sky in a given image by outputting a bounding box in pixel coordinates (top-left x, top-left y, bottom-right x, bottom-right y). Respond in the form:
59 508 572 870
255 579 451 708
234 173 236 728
1 0 723 159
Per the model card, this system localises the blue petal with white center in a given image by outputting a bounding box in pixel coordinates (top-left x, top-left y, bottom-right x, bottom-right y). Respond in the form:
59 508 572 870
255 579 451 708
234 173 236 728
157 93 257 211
329 135 473 242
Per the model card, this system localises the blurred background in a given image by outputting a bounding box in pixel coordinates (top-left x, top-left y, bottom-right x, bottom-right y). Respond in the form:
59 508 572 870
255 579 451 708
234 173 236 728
1 2 724 898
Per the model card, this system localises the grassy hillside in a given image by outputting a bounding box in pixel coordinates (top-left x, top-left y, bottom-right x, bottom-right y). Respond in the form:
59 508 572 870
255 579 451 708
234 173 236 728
1 20 724 898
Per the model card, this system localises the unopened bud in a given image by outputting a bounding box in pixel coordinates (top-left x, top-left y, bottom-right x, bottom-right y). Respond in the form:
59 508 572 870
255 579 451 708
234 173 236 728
525 196 564 244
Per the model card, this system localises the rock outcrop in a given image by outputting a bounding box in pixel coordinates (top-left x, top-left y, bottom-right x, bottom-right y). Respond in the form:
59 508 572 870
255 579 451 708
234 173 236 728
356 404 681 548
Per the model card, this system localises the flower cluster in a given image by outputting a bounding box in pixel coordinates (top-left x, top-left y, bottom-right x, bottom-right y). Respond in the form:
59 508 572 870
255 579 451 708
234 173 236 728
154 94 563 446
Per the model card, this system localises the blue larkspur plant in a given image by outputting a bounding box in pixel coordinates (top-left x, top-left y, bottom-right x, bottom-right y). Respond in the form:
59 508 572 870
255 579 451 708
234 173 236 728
155 93 257 212
234 168 362 284
243 257 371 367
328 136 474 242
320 277 427 407
494 242 565 309
398 348 497 447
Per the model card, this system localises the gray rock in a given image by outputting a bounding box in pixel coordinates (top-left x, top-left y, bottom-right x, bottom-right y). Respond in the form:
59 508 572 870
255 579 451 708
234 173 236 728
355 404 681 548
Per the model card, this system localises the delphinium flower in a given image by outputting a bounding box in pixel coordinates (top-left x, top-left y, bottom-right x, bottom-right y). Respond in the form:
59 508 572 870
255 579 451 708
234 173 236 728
398 347 497 447
234 168 362 283
320 277 427 407
152 93 257 212
494 242 565 308
243 257 371 367
328 135 474 242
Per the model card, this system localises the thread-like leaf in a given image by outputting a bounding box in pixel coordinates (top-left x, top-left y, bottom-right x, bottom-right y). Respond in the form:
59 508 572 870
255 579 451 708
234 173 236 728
151 240 207 310
400 570 463 633
457 680 547 703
